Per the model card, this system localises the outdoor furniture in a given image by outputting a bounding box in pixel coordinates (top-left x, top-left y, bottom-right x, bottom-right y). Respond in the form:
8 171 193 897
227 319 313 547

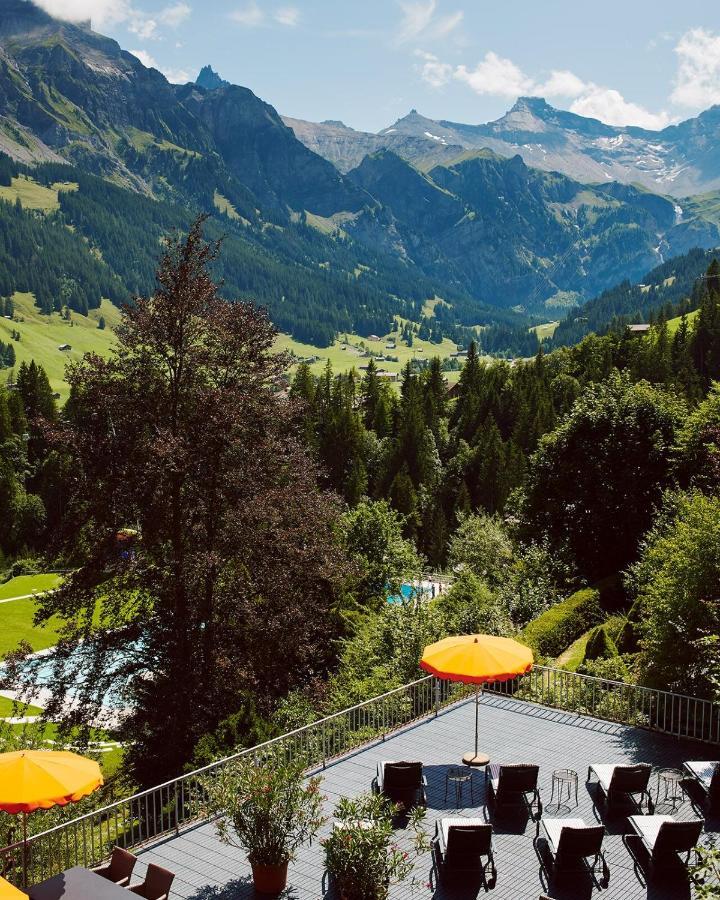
536 817 607 886
587 763 652 812
444 766 475 806
548 769 578 810
654 768 685 811
373 761 427 808
29 866 130 899
486 763 541 816
625 814 704 877
91 847 137 887
432 818 495 883
683 761 720 812
128 863 175 900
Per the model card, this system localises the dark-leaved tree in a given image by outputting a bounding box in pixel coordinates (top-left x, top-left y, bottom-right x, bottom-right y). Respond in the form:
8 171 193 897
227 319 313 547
26 217 350 786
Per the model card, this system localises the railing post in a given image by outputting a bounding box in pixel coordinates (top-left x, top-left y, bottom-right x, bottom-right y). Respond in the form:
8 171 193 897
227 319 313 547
434 678 440 718
174 783 180 835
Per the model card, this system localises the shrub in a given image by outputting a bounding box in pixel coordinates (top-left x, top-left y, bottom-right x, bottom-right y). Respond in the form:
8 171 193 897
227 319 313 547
583 626 618 662
578 656 630 683
615 619 638 654
520 587 603 658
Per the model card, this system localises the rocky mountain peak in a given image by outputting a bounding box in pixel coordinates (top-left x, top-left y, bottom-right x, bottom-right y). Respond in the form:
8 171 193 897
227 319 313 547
196 65 229 91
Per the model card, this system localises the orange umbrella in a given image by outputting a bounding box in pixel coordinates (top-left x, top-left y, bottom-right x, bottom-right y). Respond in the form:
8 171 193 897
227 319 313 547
421 634 533 765
0 751 103 887
0 876 27 898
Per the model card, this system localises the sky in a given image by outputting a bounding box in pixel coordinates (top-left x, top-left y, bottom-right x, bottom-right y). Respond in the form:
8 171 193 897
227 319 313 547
31 0 720 133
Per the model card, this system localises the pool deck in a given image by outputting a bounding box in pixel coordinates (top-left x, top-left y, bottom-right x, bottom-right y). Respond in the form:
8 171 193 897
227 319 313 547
133 693 718 899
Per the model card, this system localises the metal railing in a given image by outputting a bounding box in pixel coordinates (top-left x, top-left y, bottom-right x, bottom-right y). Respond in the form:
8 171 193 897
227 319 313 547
2 666 719 887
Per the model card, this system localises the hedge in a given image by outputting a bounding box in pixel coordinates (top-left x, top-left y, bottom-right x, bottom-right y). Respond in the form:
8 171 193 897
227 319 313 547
520 587 603 659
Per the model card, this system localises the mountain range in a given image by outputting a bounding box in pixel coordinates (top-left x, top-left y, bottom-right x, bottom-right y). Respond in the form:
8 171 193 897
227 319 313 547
0 0 719 347
285 98 720 199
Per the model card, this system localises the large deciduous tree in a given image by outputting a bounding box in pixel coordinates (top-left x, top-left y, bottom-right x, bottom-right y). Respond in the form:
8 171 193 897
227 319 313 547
25 218 350 786
518 372 685 582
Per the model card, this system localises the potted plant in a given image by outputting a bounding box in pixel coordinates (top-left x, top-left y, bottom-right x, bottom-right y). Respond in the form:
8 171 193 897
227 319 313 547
322 793 428 900
201 752 325 894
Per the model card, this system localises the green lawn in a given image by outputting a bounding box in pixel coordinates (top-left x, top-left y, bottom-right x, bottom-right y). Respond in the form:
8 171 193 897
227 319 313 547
0 573 63 600
0 597 63 655
0 696 43 717
0 292 122 400
0 571 64 657
554 631 592 672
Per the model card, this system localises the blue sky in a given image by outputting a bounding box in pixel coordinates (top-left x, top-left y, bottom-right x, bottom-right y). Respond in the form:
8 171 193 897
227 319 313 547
35 0 720 132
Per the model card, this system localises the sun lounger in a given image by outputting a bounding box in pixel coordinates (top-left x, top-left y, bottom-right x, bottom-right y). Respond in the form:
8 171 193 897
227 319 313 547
373 760 427 808
486 763 541 816
683 761 720 812
537 817 607 885
625 814 703 877
587 763 651 812
432 818 495 883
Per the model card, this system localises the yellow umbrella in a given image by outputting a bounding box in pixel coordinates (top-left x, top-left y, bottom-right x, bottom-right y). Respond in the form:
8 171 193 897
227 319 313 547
0 876 27 897
0 751 103 887
421 634 533 765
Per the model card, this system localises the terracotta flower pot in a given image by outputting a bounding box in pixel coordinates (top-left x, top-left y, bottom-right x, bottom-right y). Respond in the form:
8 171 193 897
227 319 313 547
251 861 289 894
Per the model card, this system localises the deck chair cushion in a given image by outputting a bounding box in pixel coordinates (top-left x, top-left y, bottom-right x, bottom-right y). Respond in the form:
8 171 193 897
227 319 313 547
590 763 651 795
489 763 539 794
438 818 492 855
542 818 586 853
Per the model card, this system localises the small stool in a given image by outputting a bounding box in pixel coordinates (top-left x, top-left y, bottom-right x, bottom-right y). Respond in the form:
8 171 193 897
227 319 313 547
445 766 475 807
549 768 578 810
655 768 685 810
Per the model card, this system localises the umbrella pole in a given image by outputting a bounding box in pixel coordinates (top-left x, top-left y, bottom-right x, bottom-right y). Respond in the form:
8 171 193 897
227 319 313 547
474 684 479 757
22 811 27 889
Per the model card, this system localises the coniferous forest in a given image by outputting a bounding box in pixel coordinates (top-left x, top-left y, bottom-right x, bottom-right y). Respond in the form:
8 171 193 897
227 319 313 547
1 222 719 790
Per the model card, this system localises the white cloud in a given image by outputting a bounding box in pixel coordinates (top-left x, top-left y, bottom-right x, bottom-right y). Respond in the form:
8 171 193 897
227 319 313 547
35 0 190 37
129 48 189 83
416 50 452 88
274 6 300 27
129 48 158 68
33 0 131 26
455 51 533 98
445 50 671 129
230 2 264 26
158 2 191 27
570 89 670 129
397 0 463 45
671 27 720 109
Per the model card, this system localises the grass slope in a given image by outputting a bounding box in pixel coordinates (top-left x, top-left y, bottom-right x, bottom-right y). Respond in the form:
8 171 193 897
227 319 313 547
0 573 63 600
0 574 64 655
666 307 700 336
275 330 465 384
1 293 122 400
0 175 77 211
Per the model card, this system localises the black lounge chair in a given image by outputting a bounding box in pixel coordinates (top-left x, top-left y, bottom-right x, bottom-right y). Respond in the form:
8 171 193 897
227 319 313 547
128 863 175 900
486 763 541 817
683 761 720 813
91 846 137 887
432 818 495 884
537 817 607 886
625 814 704 878
587 763 652 813
373 760 427 808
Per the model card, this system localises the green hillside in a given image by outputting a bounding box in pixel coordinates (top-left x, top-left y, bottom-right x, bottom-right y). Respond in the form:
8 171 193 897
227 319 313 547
667 307 700 335
0 293 121 399
276 328 465 383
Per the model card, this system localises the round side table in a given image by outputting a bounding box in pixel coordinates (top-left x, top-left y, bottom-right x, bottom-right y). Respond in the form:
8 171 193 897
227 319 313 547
549 768 579 810
655 768 685 810
445 766 475 807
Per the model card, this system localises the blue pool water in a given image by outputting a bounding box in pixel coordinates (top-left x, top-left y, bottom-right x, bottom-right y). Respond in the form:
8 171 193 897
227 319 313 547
387 583 418 604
